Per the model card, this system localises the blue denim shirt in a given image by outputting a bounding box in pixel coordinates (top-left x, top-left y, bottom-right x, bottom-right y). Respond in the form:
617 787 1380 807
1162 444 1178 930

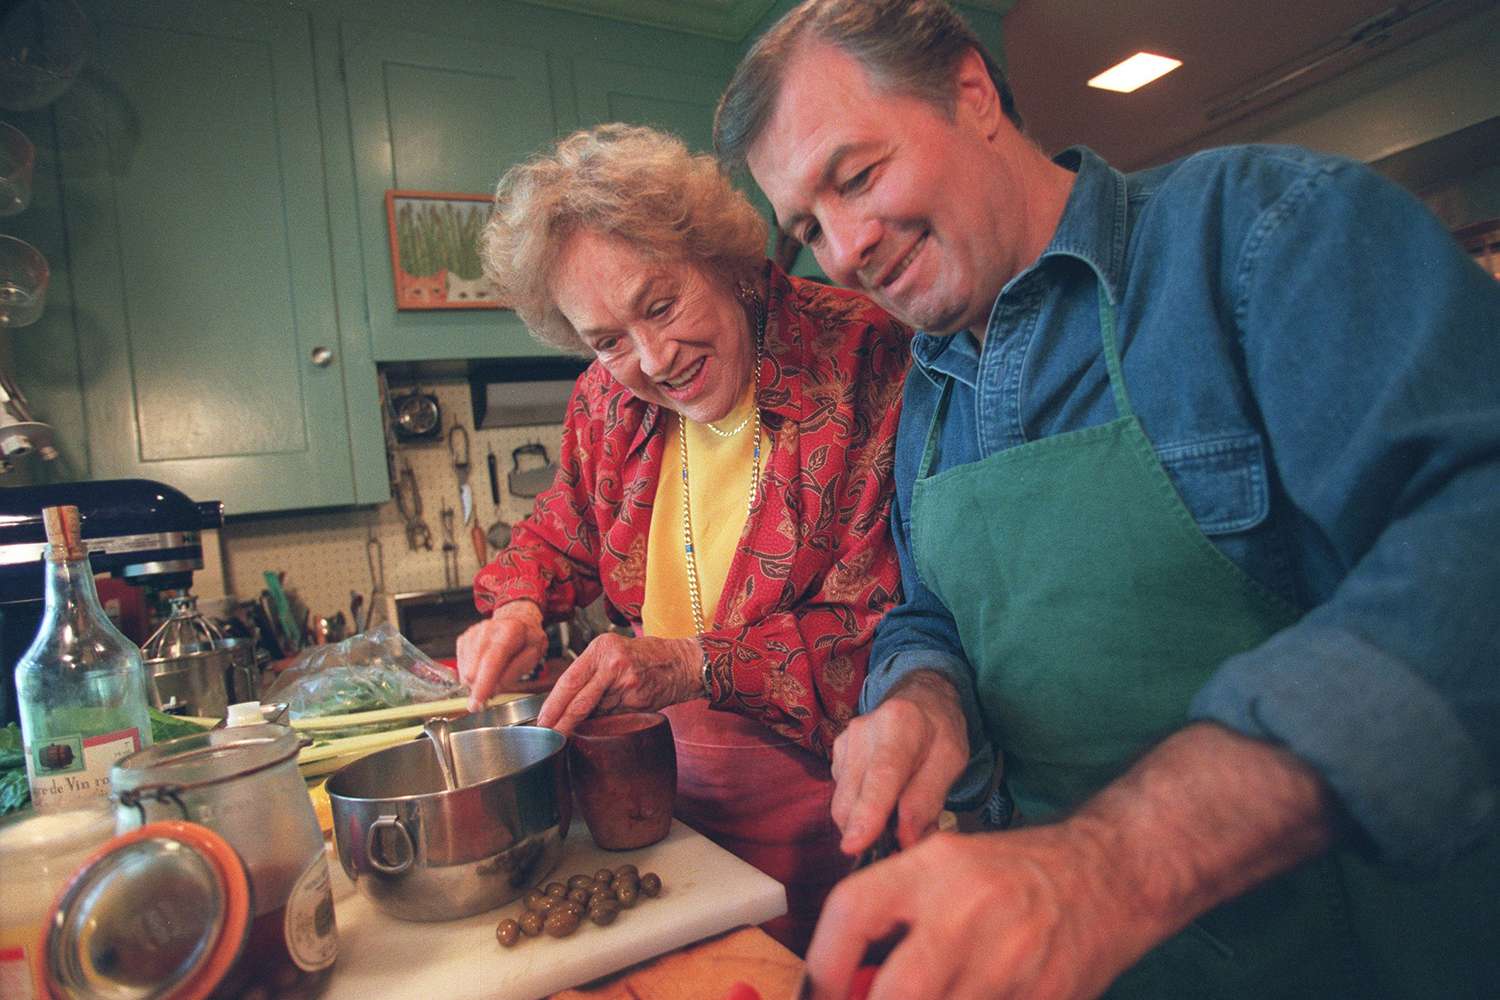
866 145 1500 868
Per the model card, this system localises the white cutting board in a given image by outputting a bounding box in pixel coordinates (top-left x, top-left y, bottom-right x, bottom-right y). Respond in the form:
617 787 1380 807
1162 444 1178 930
322 819 787 1000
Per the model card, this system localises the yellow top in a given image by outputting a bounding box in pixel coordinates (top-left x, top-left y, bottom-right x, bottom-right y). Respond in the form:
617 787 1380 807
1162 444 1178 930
642 381 766 640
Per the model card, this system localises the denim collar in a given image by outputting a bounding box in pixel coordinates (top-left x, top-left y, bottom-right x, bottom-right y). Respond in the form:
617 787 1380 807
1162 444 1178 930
911 146 1128 386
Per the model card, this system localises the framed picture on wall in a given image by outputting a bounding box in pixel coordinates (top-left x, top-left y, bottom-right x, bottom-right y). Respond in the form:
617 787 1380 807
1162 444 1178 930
386 190 502 310
1453 218 1500 281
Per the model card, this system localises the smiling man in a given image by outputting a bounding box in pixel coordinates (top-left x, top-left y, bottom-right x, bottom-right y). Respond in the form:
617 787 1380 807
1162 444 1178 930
716 2 1500 999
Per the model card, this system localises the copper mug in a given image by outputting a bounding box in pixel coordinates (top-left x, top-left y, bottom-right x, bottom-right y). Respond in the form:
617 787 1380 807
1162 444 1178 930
567 711 676 850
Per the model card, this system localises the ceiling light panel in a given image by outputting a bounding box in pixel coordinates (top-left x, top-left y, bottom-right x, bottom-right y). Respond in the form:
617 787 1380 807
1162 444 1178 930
1088 52 1183 93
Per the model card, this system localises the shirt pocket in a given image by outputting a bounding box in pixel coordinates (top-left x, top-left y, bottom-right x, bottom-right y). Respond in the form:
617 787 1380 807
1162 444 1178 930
1156 433 1269 535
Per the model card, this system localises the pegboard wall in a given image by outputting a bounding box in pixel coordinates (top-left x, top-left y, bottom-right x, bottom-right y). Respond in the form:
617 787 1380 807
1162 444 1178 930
216 379 563 625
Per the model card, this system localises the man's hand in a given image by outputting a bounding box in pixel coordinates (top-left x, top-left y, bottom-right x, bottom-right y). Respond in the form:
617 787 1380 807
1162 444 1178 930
536 633 703 733
455 600 547 712
805 723 1337 1000
805 825 1134 1000
830 670 971 855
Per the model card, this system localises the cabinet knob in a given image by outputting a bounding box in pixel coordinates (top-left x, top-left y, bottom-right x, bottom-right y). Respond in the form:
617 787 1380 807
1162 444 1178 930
310 346 335 367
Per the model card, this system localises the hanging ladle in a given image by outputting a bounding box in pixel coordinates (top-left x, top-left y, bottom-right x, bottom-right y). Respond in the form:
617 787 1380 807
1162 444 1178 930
422 716 461 791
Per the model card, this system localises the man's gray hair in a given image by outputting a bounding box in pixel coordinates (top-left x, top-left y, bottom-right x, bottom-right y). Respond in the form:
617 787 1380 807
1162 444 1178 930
715 0 1021 171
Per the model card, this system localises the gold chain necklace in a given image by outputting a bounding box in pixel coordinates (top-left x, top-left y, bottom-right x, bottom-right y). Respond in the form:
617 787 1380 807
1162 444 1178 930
679 305 765 637
704 412 753 438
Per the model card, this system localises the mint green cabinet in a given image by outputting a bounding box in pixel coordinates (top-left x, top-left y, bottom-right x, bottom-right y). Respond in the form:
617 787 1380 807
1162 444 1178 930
572 58 724 152
20 0 384 515
341 24 562 362
8 0 749 512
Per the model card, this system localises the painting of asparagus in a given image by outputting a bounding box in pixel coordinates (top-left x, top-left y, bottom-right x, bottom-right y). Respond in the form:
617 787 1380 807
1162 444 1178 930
385 190 502 309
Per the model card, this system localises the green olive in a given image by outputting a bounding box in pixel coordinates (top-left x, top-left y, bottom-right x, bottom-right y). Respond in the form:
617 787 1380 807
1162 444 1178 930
545 881 567 898
639 872 662 897
519 910 544 937
567 873 595 891
616 882 639 908
588 900 620 926
495 918 521 947
544 909 581 938
523 889 548 912
567 887 590 906
614 863 638 879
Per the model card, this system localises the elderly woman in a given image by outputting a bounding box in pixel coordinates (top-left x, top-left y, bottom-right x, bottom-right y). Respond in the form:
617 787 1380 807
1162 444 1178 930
456 124 908 952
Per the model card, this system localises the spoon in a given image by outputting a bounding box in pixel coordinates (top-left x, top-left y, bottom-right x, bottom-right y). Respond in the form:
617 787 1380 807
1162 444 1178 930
422 717 461 791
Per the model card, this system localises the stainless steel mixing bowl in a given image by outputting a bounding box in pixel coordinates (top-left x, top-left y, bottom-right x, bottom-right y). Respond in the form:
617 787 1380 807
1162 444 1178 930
326 724 570 921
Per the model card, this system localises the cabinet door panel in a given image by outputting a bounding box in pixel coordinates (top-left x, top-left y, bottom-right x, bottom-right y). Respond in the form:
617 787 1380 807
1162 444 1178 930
60 0 350 513
572 59 722 152
342 24 560 361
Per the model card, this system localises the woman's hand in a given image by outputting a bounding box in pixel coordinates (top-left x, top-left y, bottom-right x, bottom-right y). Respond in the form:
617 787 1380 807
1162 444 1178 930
537 633 703 733
455 600 548 712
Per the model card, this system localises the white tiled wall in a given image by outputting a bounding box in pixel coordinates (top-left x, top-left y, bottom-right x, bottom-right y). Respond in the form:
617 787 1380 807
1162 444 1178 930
214 379 563 625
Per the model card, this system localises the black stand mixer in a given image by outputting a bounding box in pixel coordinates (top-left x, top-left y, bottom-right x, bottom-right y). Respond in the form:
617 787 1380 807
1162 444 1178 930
0 479 223 725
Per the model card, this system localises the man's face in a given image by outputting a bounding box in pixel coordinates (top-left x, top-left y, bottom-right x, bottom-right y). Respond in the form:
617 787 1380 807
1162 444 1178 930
747 42 1015 335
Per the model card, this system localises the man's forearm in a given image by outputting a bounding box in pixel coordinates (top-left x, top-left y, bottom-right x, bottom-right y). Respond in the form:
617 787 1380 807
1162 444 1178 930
1067 722 1336 956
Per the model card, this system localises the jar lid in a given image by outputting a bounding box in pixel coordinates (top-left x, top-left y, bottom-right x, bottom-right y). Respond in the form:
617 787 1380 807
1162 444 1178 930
111 723 301 805
44 820 251 1000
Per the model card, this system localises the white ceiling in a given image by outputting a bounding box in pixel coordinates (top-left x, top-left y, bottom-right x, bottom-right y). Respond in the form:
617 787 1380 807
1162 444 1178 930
518 0 1495 173
1001 0 1498 169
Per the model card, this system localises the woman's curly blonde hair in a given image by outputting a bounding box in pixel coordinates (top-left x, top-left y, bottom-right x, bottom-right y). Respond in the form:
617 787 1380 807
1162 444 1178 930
481 124 769 355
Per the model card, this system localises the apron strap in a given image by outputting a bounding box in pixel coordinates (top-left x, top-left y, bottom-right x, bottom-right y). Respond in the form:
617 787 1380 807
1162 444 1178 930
917 374 955 480
1097 283 1135 420
917 281 1128 479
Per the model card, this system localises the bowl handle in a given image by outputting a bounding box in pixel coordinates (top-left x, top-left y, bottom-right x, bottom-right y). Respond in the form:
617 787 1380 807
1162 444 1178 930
366 814 415 875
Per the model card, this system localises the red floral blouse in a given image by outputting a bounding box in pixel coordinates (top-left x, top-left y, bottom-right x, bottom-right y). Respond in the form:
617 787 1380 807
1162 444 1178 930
474 264 910 757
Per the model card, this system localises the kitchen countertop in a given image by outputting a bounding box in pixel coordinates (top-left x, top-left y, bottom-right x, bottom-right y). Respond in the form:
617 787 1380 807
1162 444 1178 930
323 818 788 1000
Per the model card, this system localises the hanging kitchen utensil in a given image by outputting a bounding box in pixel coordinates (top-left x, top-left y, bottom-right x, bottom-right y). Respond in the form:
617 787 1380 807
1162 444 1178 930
395 460 432 551
366 532 390 631
449 423 474 523
508 442 557 498
447 424 488 565
389 385 441 441
486 445 500 505
439 506 459 590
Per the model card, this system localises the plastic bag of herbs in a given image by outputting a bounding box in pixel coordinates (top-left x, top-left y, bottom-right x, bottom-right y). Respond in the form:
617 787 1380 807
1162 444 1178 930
262 623 466 737
0 709 212 816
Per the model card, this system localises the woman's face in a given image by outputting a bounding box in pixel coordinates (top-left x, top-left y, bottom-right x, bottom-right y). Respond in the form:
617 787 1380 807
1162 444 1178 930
551 230 755 424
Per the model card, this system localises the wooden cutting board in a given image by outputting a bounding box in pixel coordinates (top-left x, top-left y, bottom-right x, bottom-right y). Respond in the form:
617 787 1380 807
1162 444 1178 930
322 820 787 1000
553 926 802 999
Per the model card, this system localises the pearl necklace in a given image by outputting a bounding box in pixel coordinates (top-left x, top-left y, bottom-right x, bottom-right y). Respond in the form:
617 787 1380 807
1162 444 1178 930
679 303 765 637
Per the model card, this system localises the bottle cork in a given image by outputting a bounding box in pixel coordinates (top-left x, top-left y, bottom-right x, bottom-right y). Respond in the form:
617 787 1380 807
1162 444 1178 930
41 505 87 562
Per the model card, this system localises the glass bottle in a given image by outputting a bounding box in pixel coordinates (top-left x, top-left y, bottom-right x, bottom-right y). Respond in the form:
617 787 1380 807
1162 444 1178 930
14 504 153 812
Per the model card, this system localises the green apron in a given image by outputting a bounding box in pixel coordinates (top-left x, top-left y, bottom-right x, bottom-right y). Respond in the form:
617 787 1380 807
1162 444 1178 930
908 286 1498 998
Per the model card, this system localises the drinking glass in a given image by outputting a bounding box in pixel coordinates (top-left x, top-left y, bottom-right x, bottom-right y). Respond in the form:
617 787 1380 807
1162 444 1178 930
0 123 33 215
0 235 48 326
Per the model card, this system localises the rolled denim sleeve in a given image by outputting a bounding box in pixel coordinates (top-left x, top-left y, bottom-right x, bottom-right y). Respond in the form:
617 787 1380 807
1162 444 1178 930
866 457 995 808
1190 158 1500 869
